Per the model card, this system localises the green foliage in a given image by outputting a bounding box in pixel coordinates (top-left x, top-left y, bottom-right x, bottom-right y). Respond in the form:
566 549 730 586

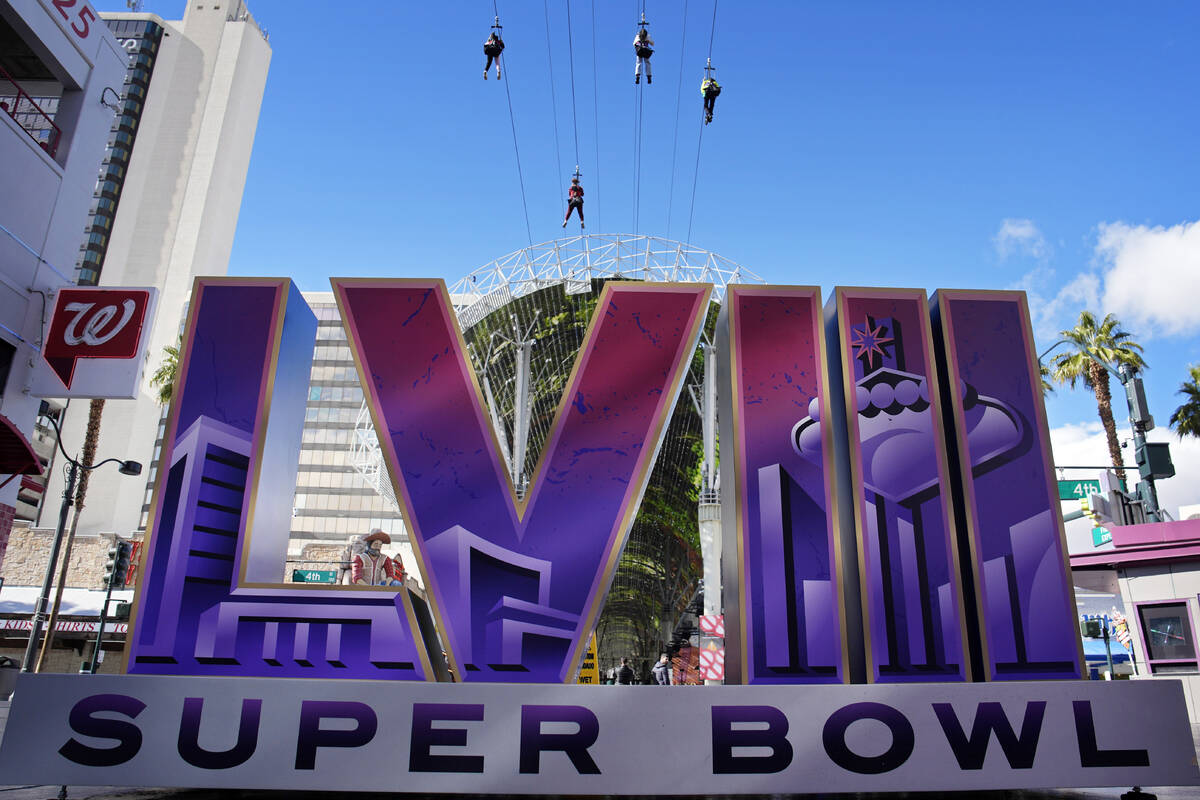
1170 365 1200 439
461 280 710 669
1050 311 1146 479
150 337 181 406
1049 311 1146 391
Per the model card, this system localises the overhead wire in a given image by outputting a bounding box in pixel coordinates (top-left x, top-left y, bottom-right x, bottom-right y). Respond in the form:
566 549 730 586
494 0 533 247
590 0 601 231
686 0 718 245
542 0 564 196
665 0 689 239
632 0 646 233
564 0 581 168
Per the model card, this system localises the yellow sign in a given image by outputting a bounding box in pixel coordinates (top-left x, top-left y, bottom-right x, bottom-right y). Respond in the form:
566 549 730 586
577 634 600 684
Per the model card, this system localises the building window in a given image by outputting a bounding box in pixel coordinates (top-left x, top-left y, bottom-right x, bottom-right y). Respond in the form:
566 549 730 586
1138 601 1198 674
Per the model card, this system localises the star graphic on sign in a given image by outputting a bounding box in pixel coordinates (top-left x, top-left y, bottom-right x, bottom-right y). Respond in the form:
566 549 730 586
851 319 894 370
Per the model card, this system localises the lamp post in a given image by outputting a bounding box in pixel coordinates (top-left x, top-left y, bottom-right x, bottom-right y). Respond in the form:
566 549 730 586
19 415 141 673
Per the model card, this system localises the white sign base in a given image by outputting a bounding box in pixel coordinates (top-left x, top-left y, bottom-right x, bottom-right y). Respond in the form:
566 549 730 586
0 674 1194 794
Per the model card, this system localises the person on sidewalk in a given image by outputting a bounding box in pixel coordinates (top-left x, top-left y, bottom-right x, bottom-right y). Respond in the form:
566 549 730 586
562 176 585 229
616 657 635 685
634 27 654 84
651 653 673 685
484 30 504 80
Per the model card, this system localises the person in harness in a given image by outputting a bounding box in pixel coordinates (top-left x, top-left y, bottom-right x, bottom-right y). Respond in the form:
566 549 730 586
702 75 721 124
633 26 654 84
562 176 585 229
483 30 504 80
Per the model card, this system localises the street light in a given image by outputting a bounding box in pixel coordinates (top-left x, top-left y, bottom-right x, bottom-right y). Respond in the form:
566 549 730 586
19 413 141 673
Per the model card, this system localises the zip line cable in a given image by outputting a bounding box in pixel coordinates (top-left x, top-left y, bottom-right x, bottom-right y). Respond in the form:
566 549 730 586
492 0 530 245
685 114 704 245
590 0 602 231
542 0 564 196
564 0 581 168
686 0 718 244
501 54 534 247
665 0 689 239
635 86 645 233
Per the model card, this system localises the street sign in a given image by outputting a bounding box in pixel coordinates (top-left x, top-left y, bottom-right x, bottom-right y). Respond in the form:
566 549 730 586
291 569 337 584
1058 479 1101 501
1092 527 1112 547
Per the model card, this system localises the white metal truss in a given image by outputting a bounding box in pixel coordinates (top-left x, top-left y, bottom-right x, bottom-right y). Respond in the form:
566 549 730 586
351 234 764 515
351 401 401 512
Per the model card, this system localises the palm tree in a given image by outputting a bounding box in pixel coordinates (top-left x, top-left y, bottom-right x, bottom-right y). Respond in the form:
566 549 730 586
1050 311 1146 483
150 338 181 406
1039 362 1054 396
1170 365 1200 439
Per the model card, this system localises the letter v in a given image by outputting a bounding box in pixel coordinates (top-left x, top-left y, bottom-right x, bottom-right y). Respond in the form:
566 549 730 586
335 280 711 682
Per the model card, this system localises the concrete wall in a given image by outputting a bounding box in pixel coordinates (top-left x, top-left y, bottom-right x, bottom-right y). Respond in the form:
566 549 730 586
43 4 271 538
0 524 136 588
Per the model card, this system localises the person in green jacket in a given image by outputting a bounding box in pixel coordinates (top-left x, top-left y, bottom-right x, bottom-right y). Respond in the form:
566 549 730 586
702 76 721 124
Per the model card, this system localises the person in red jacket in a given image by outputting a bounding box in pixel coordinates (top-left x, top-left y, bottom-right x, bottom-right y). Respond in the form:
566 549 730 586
562 176 585 229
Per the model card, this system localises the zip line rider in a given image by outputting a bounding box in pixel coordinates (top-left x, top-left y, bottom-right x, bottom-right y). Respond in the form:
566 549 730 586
634 25 654 84
562 175 585 229
483 26 504 79
702 75 721 124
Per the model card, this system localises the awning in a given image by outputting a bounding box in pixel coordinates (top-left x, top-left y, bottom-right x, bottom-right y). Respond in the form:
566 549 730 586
0 413 41 482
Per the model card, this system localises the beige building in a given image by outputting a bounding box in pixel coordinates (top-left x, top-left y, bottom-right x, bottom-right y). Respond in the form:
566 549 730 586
42 1 271 539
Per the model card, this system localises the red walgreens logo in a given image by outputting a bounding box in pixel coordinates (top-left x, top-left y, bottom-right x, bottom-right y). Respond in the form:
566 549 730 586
43 289 150 388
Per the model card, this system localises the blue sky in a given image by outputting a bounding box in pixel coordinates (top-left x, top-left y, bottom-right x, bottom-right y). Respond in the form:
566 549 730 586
101 1 1200 515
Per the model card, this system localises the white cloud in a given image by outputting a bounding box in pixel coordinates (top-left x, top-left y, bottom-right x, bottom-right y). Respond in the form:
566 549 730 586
1096 219 1200 336
1048 421 1200 522
994 218 1050 261
1023 271 1101 341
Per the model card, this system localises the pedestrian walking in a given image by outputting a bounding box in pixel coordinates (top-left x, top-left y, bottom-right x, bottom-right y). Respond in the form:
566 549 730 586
651 653 672 685
616 657 635 685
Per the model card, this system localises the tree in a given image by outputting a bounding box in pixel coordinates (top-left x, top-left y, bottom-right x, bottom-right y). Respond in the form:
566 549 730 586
1169 365 1200 439
1039 362 1054 396
1050 311 1146 483
150 338 181 406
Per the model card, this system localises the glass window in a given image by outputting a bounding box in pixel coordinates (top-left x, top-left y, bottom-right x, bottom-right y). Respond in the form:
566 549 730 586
1140 603 1196 663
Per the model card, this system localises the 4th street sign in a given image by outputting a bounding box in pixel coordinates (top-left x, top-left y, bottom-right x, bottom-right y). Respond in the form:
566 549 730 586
1058 479 1102 501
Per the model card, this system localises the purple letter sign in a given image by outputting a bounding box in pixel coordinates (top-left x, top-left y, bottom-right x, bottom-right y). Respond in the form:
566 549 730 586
932 290 1083 680
126 279 434 680
717 286 857 684
828 287 971 682
334 280 710 683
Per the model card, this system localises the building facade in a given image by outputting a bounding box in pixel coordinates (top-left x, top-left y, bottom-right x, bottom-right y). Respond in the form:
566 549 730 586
0 0 126 563
42 0 271 537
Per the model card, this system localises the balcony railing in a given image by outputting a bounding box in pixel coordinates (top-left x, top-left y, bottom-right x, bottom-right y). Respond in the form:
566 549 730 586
0 64 61 158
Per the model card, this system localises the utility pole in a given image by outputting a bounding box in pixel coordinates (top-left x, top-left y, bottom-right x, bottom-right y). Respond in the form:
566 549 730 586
1118 363 1174 522
690 340 722 684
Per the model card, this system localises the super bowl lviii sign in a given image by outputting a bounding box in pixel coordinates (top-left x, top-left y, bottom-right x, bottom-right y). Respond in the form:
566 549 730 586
1 278 1195 795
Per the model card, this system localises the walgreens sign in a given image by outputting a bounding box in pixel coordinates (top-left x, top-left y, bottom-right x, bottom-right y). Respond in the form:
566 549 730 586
34 287 158 398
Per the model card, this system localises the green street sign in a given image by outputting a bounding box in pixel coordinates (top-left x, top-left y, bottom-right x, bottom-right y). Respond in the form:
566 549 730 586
1058 479 1102 501
1092 527 1112 547
292 569 337 584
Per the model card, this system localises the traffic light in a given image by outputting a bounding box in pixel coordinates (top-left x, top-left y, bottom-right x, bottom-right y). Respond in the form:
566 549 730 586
105 539 133 588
